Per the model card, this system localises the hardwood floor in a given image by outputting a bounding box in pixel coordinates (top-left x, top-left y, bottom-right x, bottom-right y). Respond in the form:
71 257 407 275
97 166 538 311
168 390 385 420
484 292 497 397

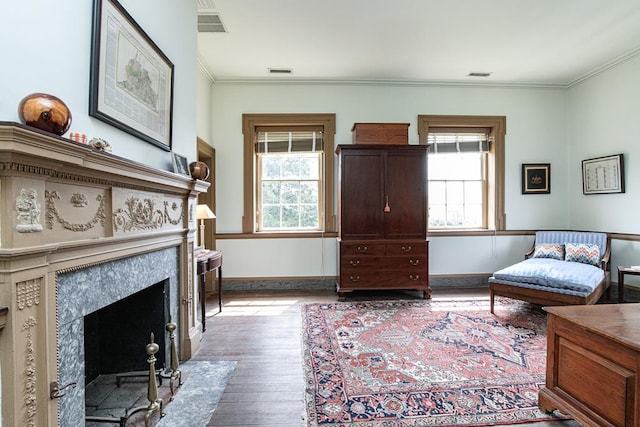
194 287 586 427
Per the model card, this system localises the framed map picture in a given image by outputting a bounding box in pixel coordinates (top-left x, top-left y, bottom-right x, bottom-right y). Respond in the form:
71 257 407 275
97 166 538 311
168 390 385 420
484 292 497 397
89 0 174 151
582 154 625 195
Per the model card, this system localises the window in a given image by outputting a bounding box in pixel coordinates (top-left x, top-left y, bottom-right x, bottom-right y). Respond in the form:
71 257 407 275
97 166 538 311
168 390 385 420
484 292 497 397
242 114 336 234
417 115 506 231
427 130 489 228
256 128 322 230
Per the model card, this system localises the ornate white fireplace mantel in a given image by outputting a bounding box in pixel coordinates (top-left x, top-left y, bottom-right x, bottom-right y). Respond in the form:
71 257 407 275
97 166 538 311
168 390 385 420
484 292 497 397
0 122 209 426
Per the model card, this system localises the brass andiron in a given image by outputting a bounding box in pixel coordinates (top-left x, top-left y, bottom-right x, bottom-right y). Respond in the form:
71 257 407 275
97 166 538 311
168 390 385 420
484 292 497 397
127 332 165 426
165 316 182 400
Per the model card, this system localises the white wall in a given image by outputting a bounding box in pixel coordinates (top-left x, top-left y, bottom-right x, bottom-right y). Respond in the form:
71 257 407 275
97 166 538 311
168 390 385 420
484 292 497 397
196 64 214 144
208 82 569 277
1 0 198 169
567 55 640 276
567 55 640 234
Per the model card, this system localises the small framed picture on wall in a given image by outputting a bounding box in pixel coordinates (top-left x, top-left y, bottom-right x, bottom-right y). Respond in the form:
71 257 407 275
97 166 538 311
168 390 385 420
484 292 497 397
522 163 550 194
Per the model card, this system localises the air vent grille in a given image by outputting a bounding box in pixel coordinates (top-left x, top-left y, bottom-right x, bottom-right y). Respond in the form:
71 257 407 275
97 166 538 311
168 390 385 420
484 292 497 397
197 0 216 10
269 68 293 74
198 13 227 33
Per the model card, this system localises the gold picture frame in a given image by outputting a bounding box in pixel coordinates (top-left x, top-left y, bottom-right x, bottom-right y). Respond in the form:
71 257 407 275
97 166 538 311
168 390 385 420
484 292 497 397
522 163 550 194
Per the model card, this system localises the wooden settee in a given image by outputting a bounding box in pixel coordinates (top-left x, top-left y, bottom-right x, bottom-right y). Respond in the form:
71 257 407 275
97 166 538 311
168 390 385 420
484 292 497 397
489 231 610 313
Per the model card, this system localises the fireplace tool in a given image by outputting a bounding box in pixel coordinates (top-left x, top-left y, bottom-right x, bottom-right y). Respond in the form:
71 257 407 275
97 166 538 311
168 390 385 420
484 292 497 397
126 332 166 426
85 332 166 426
160 316 183 400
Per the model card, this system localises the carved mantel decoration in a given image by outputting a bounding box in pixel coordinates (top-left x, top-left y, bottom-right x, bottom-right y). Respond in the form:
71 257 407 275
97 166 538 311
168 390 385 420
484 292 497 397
45 191 106 231
0 122 209 426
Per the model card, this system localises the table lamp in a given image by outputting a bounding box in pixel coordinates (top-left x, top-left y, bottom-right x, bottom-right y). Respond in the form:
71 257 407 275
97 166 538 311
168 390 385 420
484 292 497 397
196 204 216 249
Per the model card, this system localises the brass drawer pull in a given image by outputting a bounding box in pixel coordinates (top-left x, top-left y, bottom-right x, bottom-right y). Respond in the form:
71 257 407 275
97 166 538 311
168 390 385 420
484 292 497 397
357 246 368 252
409 274 420 281
349 275 360 282
349 260 360 266
409 259 420 266
401 245 412 252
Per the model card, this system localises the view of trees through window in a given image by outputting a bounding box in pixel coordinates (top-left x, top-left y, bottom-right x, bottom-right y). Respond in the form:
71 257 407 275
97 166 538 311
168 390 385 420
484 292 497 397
258 152 320 230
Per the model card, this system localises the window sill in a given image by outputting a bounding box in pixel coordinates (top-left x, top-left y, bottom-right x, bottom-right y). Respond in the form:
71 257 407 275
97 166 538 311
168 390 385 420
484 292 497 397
217 231 338 239
427 229 529 237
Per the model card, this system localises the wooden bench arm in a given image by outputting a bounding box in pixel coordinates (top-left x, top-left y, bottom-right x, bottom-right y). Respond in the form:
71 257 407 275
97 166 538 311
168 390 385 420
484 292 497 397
601 236 611 272
524 243 535 259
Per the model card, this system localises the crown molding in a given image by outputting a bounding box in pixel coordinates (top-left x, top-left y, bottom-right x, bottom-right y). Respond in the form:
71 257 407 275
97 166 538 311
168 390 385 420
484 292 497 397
197 55 215 83
210 77 566 89
568 47 640 87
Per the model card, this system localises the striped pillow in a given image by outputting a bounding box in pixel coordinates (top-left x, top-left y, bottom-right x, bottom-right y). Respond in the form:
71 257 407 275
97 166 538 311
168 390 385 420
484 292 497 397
532 243 565 260
565 243 600 266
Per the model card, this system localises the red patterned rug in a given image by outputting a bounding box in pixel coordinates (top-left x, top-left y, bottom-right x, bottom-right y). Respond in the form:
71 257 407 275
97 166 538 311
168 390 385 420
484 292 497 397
302 297 568 426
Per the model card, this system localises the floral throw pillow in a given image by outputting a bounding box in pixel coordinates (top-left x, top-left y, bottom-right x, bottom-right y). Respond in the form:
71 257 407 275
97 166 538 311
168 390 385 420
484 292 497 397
565 243 600 266
532 243 565 260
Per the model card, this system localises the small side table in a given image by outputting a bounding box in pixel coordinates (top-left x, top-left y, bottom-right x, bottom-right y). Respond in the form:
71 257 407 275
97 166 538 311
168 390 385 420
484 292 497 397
617 266 640 303
196 250 223 332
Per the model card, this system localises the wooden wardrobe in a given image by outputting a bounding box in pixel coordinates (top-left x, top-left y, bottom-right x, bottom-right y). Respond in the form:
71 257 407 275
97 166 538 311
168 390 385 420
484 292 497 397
336 139 430 299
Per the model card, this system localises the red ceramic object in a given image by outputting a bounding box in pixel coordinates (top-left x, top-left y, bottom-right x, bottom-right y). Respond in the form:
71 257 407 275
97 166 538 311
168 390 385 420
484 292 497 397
189 161 210 180
18 92 72 135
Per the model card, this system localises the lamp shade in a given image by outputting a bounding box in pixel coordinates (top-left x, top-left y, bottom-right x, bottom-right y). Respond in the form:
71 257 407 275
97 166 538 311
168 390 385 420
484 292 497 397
196 204 216 220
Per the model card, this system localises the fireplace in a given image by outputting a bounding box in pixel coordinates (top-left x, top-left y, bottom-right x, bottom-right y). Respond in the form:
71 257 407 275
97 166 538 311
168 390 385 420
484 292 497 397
57 249 179 425
0 123 209 426
84 280 169 383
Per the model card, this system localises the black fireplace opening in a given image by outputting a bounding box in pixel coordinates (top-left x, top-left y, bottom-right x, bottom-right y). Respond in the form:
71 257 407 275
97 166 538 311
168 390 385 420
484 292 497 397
84 280 170 386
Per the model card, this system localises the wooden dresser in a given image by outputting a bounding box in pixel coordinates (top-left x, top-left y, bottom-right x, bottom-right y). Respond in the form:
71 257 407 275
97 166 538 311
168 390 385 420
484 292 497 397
336 143 429 299
539 304 640 427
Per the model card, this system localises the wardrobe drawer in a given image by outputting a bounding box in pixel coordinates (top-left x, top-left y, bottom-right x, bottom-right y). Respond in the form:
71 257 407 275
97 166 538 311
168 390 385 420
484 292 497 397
339 270 427 288
386 242 427 256
341 255 427 271
340 256 384 271
340 242 385 256
386 255 428 270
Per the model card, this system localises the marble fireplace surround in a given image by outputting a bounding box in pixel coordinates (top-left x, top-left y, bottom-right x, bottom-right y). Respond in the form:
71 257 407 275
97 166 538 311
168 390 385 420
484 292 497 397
57 248 178 426
0 123 209 426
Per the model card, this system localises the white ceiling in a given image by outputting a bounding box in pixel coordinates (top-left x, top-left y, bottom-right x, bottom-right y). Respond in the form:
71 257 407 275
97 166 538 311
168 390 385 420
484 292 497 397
197 0 640 87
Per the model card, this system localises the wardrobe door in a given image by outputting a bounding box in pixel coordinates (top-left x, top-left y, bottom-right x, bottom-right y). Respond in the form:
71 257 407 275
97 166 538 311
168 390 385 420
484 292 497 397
384 148 427 239
339 149 385 239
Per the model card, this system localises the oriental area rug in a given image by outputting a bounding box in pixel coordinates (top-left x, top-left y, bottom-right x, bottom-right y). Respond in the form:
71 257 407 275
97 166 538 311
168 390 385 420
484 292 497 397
302 297 568 426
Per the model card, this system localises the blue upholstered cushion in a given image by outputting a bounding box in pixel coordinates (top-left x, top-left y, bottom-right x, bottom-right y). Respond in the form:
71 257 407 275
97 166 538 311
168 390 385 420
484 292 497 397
534 231 607 263
490 258 604 294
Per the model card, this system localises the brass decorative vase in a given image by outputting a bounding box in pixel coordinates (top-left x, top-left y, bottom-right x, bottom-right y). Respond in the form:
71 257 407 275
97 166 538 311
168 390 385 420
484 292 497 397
189 161 210 180
18 92 72 135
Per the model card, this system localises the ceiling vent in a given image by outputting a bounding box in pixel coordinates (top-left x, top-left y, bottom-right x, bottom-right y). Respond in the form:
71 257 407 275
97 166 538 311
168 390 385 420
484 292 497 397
468 72 492 77
269 68 293 74
197 0 216 10
198 13 227 33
